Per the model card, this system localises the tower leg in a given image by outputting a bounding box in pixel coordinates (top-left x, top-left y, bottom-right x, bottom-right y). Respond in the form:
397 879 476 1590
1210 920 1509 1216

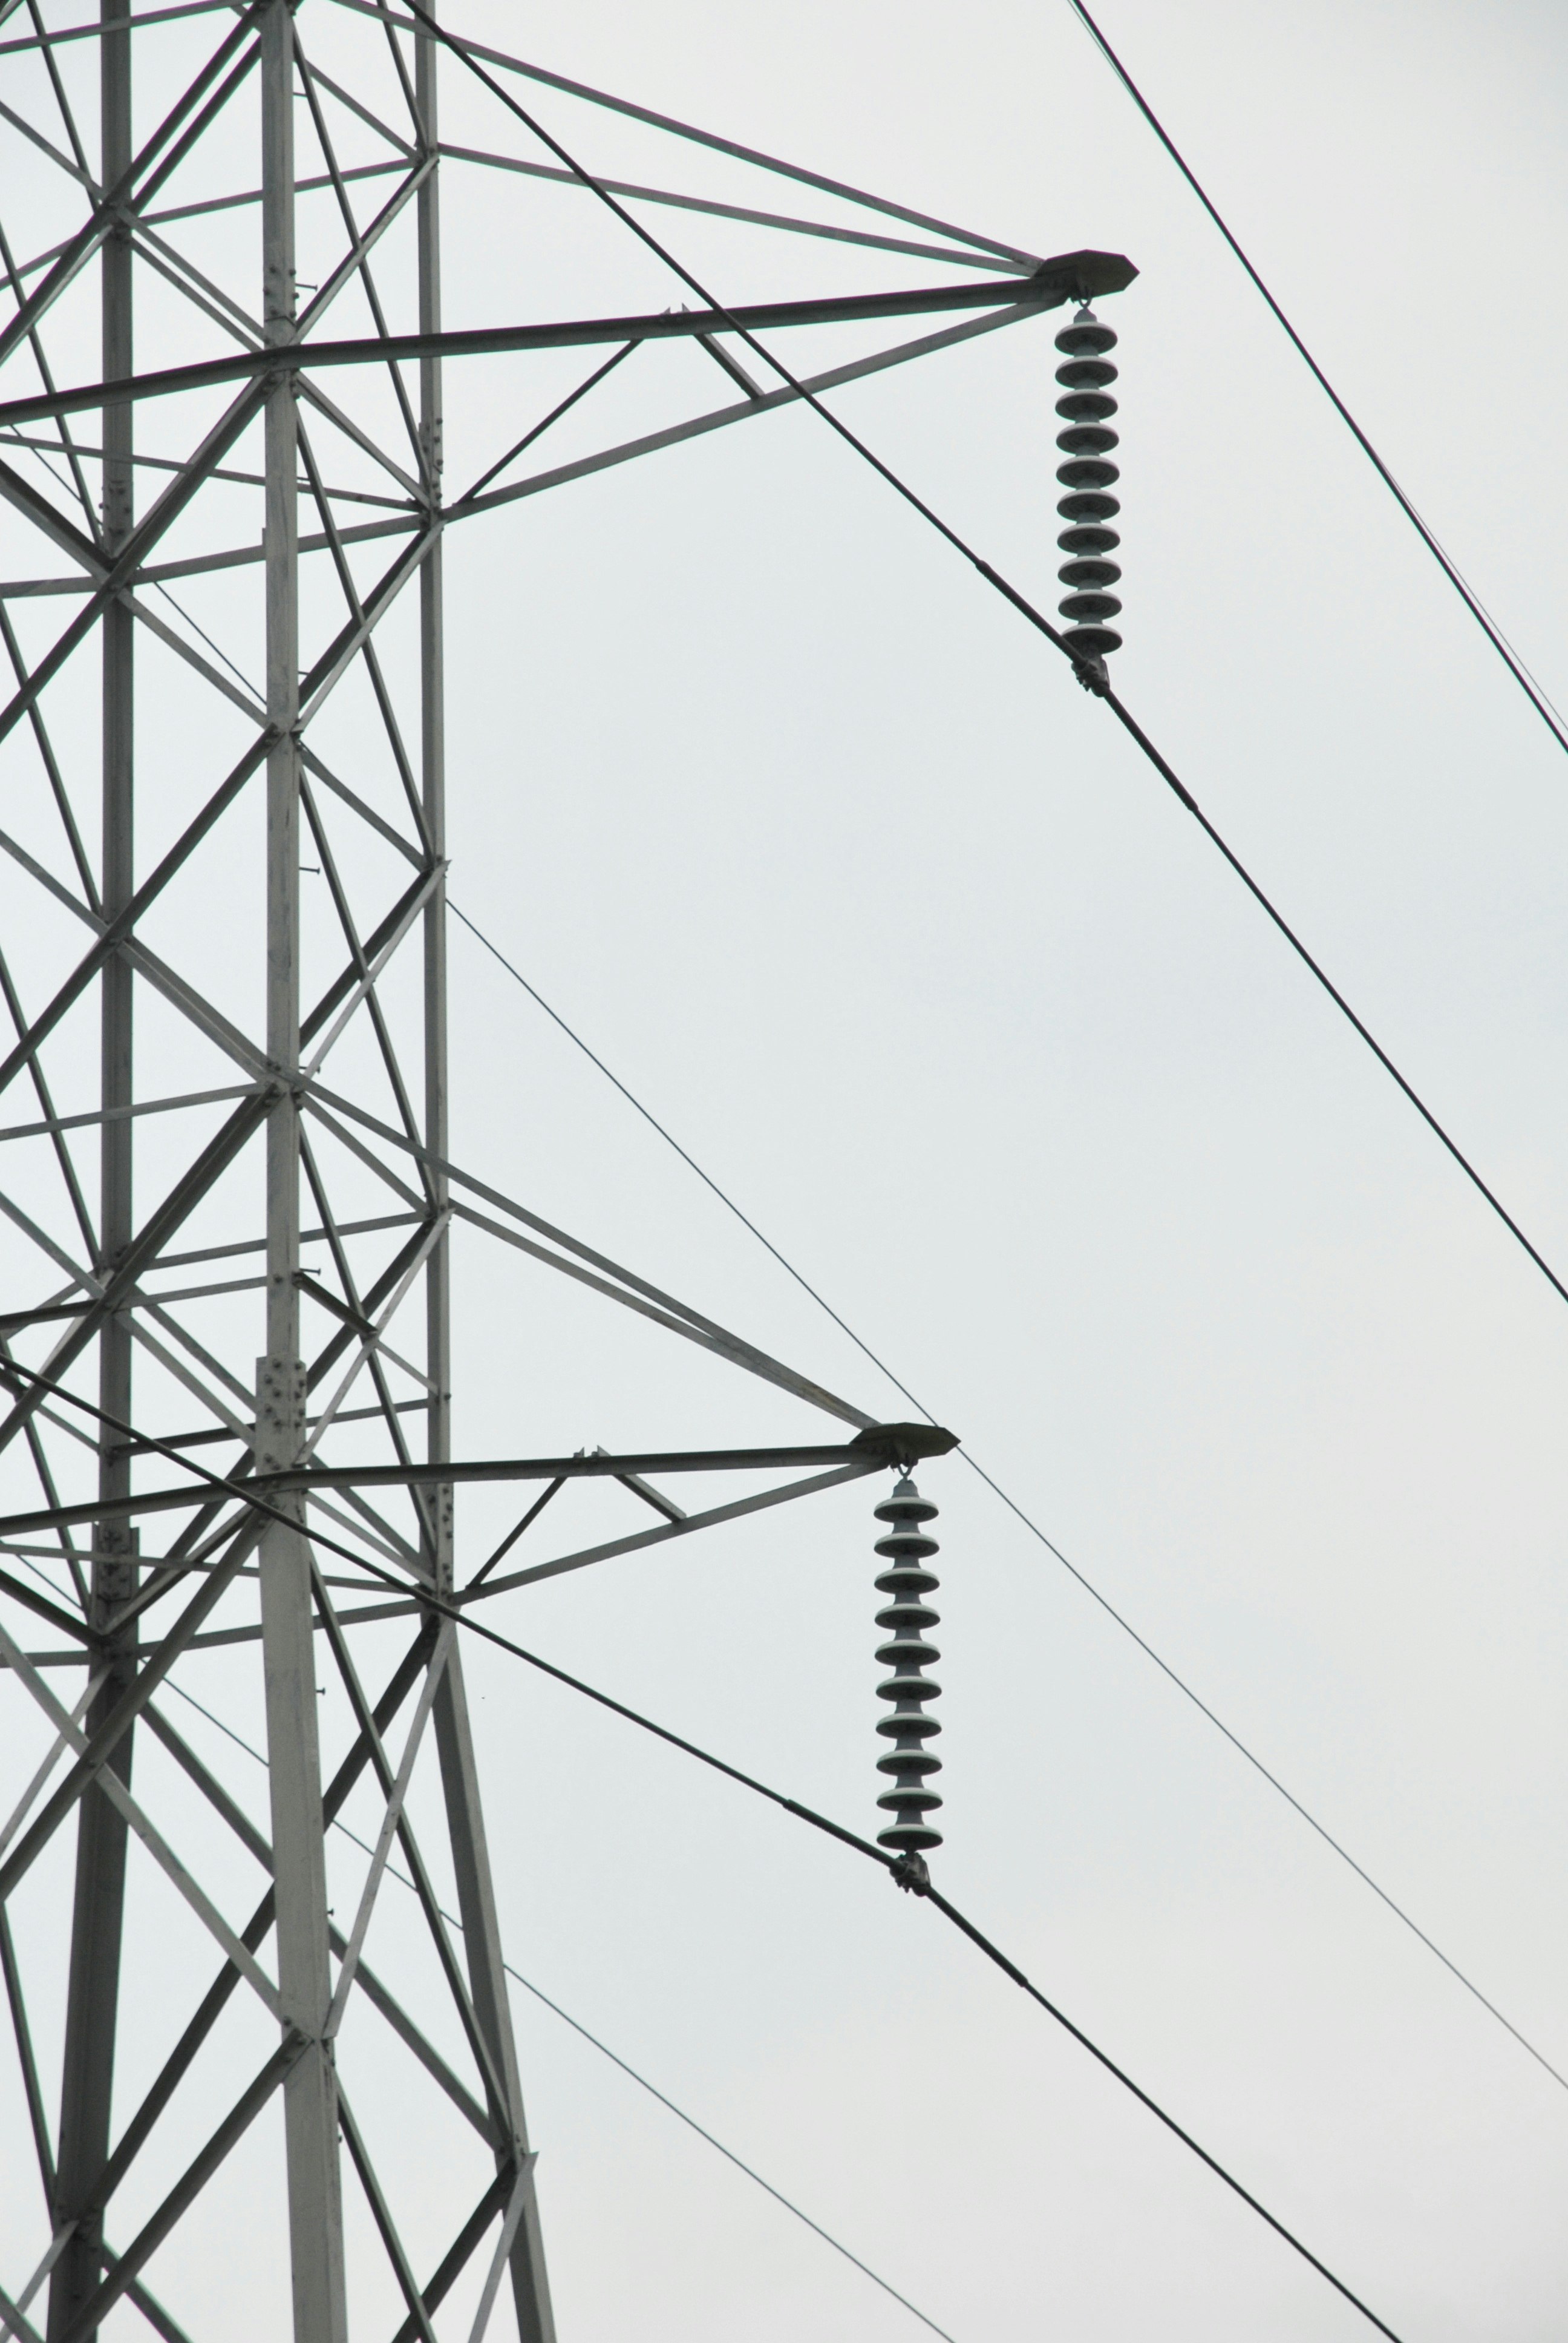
48 10 136 2332
260 5 347 2334
416 14 553 2332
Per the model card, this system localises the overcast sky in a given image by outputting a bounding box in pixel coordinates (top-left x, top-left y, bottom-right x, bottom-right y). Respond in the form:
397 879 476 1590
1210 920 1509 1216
4 2 1568 2338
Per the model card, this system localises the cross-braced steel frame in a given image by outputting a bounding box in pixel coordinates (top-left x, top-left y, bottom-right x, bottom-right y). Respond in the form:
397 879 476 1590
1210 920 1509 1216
0 5 1122 2335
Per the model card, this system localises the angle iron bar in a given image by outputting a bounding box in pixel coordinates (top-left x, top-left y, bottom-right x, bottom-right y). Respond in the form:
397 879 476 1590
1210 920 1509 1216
0 1665 106 1861
0 1524 256 1902
301 868 440 1051
448 1191 871 1424
0 2281 42 2343
0 431 413 509
19 1 91 177
301 1081 873 1424
43 300 1043 605
126 21 264 215
0 91 93 189
454 299 1040 520
434 143 1030 273
301 744 428 869
0 1438 912 1537
0 1083 260 1146
323 1618 453 2034
295 430 434 847
336 2089 440 2343
129 218 263 342
325 0 1040 264
0 1905 55 2195
305 1217 441 1389
0 1095 273 1464
300 1211 449 1457
298 524 440 722
94 2257 194 2343
299 1129 436 1540
0 600 100 902
299 52 417 162
84 1631 431 2217
120 937 275 1080
0 1619 286 2018
301 1099 426 1219
0 739 274 1098
284 74 426 475
0 1 240 56
54 2036 306 2343
299 862 445 1077
0 384 273 747
309 1571 513 2128
457 338 636 504
389 2172 512 2343
465 2164 532 2343
0 449 102 568
0 264 1125 430
0 939 97 1259
468 1457 884 1600
293 126 433 348
0 5 264 365
148 1705 492 2146
298 372 426 498
120 583 265 719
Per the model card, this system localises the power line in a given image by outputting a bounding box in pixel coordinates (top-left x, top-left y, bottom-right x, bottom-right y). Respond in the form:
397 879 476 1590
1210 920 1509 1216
413 0 1568 1348
366 1614 1415 2342
161 1680 960 2343
0 1363 1407 2332
414 18 1568 2100
1060 0 1568 762
448 903 1568 2099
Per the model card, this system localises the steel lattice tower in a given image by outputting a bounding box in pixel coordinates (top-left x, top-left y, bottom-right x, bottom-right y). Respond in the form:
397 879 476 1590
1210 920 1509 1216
0 6 1126 2335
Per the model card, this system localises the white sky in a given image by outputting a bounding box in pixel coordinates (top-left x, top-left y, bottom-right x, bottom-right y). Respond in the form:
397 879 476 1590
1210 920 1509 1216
3 2 1568 2338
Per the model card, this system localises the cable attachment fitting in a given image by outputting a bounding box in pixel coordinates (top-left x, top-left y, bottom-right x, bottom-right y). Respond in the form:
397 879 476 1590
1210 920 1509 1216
888 1849 931 1894
1055 304 1122 661
873 1475 942 1853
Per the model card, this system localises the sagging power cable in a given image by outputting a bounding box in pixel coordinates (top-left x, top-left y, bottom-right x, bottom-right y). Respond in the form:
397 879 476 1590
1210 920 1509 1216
411 0 1568 1333
1061 0 1568 761
0 1357 1406 2336
158 1680 961 2343
448 902 1568 2100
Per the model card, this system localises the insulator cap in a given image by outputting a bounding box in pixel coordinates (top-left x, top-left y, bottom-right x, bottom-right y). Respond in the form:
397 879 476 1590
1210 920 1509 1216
874 1521 938 1562
1059 556 1121 591
877 1809 937 1846
877 1745 942 1780
1056 387 1117 423
1056 454 1119 491
874 1562 939 1602
1063 622 1123 657
874 1480 938 1525
1058 522 1120 555
1056 353 1117 390
1059 589 1122 623
875 1595 939 1633
1055 315 1117 357
875 1632 940 1671
1056 424 1119 460
1057 488 1120 525
876 1708 941 1741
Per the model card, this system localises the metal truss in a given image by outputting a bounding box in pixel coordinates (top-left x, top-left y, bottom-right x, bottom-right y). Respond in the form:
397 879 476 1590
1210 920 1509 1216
0 5 1111 2336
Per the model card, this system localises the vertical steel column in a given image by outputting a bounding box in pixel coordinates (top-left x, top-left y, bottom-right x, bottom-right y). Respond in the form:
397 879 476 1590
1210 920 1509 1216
256 8 347 2338
414 17 555 2336
49 10 136 2332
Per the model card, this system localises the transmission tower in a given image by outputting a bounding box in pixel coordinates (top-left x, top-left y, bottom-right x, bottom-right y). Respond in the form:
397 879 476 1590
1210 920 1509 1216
0 5 1127 2335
